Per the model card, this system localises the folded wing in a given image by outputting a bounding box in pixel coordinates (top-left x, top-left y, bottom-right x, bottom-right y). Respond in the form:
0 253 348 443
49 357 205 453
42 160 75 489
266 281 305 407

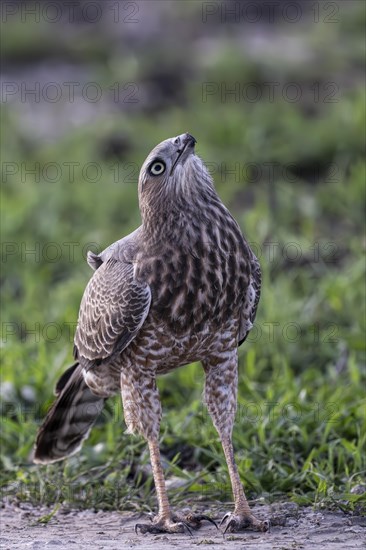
75 256 151 363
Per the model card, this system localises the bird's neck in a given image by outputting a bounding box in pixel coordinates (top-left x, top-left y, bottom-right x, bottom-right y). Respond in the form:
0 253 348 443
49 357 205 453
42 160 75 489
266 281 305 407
140 187 226 248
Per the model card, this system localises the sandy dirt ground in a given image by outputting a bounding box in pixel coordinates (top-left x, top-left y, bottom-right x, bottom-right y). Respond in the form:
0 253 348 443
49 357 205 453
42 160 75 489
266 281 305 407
1 501 365 550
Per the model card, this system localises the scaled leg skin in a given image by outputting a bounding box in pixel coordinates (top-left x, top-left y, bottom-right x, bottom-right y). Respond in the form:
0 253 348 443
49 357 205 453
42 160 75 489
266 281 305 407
203 352 270 534
120 367 216 534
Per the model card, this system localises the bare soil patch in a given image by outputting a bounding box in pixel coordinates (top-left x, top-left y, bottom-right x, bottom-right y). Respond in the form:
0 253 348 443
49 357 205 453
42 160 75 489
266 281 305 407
1 501 365 549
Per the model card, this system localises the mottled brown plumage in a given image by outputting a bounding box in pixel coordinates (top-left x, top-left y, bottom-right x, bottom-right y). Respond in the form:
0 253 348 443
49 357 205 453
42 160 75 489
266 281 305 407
34 133 267 534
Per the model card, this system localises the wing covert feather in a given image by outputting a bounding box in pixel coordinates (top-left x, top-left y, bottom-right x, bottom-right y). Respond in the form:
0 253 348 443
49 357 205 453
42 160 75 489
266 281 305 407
75 258 151 361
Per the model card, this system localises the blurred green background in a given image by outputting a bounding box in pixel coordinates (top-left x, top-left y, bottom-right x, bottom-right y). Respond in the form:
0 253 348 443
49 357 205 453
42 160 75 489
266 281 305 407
1 1 365 513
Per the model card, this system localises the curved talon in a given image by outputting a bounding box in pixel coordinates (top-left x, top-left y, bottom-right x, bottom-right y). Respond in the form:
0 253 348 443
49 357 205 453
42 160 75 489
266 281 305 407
185 513 218 530
182 522 193 536
219 512 230 528
223 518 236 535
197 514 218 529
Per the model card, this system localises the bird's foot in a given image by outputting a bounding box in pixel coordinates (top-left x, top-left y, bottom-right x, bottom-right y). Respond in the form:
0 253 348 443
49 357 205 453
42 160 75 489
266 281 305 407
135 515 187 535
135 512 217 535
220 511 270 534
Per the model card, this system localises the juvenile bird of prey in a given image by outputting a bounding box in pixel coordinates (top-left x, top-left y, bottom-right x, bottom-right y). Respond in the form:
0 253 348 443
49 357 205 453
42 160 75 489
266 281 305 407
34 133 268 534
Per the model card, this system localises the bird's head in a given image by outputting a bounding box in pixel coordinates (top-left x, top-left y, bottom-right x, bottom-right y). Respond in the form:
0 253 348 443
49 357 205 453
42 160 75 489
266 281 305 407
138 134 215 221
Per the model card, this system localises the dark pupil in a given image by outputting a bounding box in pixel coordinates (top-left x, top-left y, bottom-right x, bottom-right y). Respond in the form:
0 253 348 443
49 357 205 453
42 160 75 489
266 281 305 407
154 163 162 172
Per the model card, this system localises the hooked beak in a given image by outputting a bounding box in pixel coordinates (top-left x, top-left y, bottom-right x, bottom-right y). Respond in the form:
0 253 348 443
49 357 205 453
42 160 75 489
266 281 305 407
170 133 197 175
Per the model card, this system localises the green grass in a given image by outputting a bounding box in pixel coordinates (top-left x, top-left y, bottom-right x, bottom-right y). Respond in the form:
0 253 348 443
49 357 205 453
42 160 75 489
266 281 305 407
1 1 365 516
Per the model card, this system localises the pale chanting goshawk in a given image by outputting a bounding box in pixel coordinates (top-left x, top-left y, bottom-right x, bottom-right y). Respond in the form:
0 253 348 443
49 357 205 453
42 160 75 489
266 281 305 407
34 133 268 534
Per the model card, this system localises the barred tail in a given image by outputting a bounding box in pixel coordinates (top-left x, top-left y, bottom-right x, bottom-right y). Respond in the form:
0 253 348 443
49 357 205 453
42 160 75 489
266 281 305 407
34 362 105 464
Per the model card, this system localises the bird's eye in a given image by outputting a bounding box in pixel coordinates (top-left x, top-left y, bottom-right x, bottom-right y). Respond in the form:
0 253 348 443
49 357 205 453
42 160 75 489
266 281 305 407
149 160 166 176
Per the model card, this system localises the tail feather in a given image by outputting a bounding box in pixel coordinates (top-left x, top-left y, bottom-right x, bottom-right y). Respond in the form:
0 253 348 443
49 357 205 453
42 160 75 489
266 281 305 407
34 363 105 464
54 361 79 396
